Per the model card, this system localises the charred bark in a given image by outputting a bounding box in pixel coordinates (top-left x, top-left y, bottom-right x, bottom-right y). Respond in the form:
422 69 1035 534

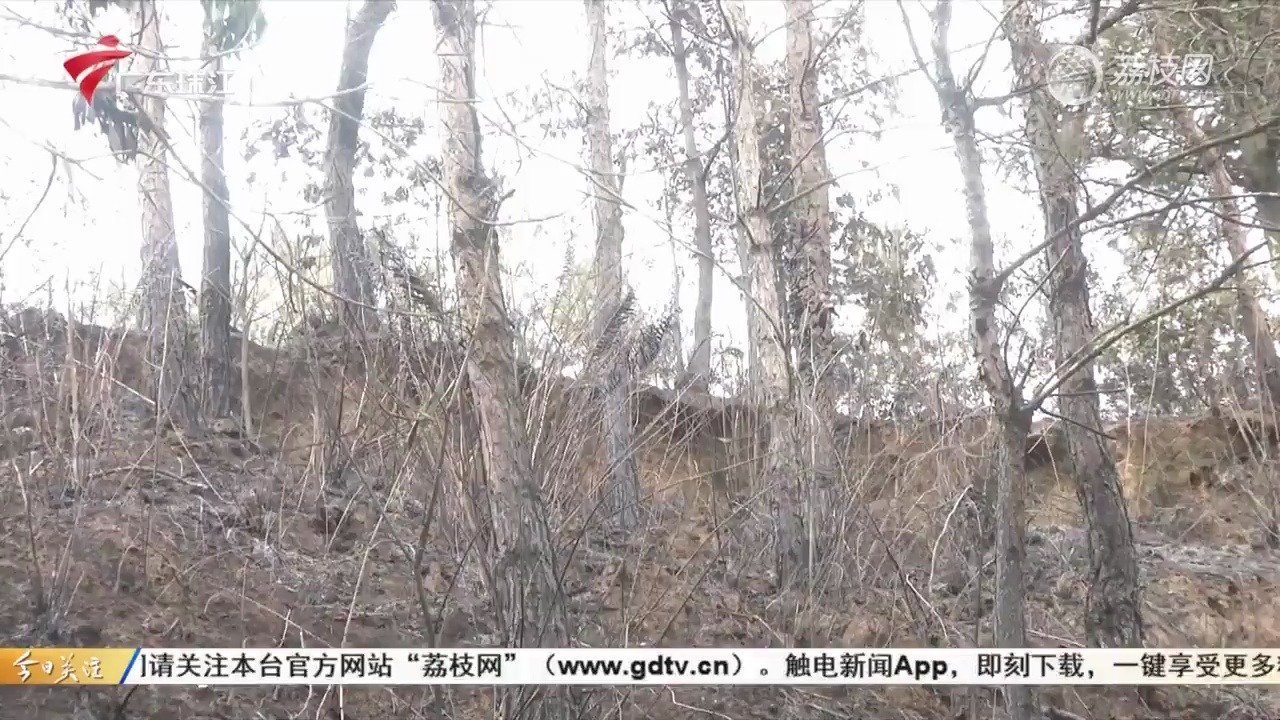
1005 1 1143 650
926 1 1033 717
724 0 807 591
325 0 393 334
585 0 641 529
432 2 574 718
785 0 839 553
134 0 199 432
199 19 234 420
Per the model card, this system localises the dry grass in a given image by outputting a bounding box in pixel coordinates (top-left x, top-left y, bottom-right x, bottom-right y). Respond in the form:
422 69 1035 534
2 310 1280 720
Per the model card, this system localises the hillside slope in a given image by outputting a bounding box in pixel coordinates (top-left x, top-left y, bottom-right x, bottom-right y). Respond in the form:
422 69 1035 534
2 312 1279 720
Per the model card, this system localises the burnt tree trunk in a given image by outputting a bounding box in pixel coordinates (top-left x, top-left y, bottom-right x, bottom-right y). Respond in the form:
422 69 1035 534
432 2 574 718
928 2 1034 718
725 0 806 592
134 0 199 433
325 0 393 334
585 0 641 529
1006 1 1143 650
785 0 838 559
199 13 234 421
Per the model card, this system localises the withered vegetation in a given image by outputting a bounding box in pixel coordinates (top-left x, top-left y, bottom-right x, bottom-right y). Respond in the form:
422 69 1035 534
4 307 1280 719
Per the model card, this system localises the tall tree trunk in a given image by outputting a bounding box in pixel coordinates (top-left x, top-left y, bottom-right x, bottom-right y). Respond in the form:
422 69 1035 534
432 2 573 719
325 0 393 334
1005 1 1143 650
724 0 806 591
785 0 838 554
669 0 714 389
666 229 688 377
927 2 1033 717
717 66 760 392
585 0 641 529
1154 36 1280 411
199 18 233 420
735 239 759 391
134 0 199 432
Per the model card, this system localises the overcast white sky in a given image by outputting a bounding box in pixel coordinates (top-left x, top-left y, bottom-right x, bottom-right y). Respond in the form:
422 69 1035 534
0 0 1107 382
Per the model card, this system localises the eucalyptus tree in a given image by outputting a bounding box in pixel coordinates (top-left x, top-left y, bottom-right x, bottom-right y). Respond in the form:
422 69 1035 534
584 0 642 529
432 3 575 718
1003 0 1142 651
135 0 200 432
326 0 395 334
913 0 1035 715
198 0 266 420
